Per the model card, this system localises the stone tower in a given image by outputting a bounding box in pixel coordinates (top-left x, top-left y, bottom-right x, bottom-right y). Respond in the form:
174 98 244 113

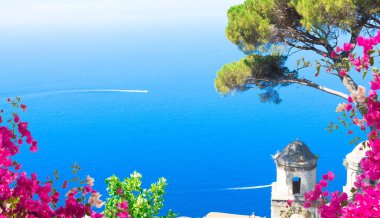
271 140 318 218
343 141 370 199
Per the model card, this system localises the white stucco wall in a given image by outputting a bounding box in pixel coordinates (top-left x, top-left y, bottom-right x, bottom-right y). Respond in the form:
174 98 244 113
274 166 316 197
271 166 317 218
343 141 370 198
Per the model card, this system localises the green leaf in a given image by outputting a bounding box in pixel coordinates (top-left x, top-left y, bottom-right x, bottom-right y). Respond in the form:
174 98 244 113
368 49 376 55
363 70 368 79
370 57 374 66
316 65 321 74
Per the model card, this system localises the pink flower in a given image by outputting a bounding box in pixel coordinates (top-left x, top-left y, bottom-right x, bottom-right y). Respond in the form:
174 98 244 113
62 180 68 188
117 188 123 195
331 50 337 59
336 103 347 112
20 104 27 112
30 141 38 152
353 118 366 127
116 201 131 218
13 114 20 123
38 182 52 204
87 175 95 187
343 43 355 52
371 74 380 90
304 201 311 208
319 179 328 188
88 192 104 208
336 46 342 53
350 85 366 103
326 171 335 181
14 162 21 170
339 69 348 76
346 104 353 111
287 199 293 206
117 212 132 218
84 185 92 193
52 191 60 204
65 188 77 197
348 96 353 103
118 201 129 210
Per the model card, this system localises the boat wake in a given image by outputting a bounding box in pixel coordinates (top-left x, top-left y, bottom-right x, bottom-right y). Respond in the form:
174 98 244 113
225 184 272 190
171 184 272 194
2 89 148 99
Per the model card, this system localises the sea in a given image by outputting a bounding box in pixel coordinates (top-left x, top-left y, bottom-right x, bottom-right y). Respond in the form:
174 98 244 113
0 14 370 217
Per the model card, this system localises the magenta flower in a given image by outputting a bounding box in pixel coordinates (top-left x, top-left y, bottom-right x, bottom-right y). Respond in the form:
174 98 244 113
343 43 355 52
286 199 293 206
336 46 342 53
13 114 20 123
62 180 68 189
319 179 328 188
339 69 347 76
346 104 353 111
20 104 27 112
117 188 123 195
85 185 92 193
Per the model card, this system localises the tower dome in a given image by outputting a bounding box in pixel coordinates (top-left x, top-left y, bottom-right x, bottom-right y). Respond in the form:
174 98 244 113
275 140 318 170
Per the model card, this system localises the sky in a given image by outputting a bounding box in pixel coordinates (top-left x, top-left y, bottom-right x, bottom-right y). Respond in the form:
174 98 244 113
0 0 245 27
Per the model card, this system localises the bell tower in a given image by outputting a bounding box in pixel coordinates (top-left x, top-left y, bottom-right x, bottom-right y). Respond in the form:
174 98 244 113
271 140 318 218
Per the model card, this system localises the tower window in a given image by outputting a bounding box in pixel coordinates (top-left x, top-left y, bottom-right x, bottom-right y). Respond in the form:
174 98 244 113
292 177 301 194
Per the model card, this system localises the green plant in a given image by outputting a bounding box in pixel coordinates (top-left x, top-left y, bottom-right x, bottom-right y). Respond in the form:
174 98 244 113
105 171 176 218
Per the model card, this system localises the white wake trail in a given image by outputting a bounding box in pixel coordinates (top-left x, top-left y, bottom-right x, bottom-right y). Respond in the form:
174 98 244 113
225 184 272 190
3 89 148 99
171 184 272 194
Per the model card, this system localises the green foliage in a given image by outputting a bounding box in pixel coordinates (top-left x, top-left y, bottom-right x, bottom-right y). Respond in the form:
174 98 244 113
226 0 274 52
215 58 252 95
225 0 380 52
215 54 296 103
288 0 355 29
105 171 176 218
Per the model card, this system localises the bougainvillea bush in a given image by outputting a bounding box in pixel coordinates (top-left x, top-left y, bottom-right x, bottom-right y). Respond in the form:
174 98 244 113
0 98 104 217
0 99 174 217
300 30 380 217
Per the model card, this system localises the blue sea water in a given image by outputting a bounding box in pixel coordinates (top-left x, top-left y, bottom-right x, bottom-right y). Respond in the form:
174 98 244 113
0 22 369 217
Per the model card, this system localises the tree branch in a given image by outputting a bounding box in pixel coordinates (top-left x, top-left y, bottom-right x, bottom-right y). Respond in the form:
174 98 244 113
368 15 380 25
285 40 326 56
283 78 349 99
249 77 348 100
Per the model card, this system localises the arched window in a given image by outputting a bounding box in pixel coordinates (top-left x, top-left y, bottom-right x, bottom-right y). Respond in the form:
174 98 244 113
292 177 301 194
